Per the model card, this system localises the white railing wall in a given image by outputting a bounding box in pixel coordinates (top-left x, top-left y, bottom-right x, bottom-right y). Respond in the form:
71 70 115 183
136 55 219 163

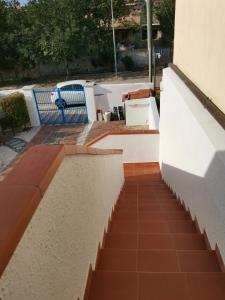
159 67 225 263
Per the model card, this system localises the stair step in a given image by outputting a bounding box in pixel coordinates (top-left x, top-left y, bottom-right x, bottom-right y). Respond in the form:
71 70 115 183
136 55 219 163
104 233 207 250
87 272 225 300
97 249 136 272
87 271 137 300
97 249 221 273
104 233 138 250
139 272 225 300
109 220 197 234
138 211 189 221
112 211 189 221
139 233 207 250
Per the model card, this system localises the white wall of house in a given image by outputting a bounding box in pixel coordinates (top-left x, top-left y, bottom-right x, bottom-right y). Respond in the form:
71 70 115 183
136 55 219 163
0 154 124 300
92 133 159 163
94 82 154 112
159 67 225 263
174 0 225 114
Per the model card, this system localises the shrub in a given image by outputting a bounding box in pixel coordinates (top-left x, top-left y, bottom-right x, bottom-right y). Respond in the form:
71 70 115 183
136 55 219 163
121 55 135 71
0 92 30 134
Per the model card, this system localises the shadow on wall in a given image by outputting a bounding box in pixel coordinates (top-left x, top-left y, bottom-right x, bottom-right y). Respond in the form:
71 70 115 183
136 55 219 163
160 150 225 264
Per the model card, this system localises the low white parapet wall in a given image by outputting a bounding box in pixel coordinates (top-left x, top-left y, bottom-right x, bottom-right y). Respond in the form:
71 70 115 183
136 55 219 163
89 131 159 163
94 82 154 112
159 67 225 263
125 97 159 130
0 150 124 300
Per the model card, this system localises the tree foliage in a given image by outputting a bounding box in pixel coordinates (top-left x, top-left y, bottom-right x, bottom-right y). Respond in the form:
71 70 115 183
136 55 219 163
153 0 175 47
0 0 125 76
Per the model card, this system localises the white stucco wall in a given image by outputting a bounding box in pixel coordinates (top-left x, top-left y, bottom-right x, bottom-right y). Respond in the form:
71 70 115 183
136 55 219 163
0 154 124 300
125 97 159 129
125 98 150 126
174 0 225 114
92 134 159 163
159 67 225 263
94 82 154 112
22 85 41 127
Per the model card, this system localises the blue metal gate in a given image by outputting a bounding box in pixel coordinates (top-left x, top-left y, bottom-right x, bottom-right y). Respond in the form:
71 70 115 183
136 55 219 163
33 87 88 125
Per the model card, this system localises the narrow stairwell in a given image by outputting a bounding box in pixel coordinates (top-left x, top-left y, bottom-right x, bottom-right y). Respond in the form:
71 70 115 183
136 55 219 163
86 163 225 300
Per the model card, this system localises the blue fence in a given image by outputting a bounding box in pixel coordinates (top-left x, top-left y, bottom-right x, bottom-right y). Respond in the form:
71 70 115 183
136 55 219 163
33 87 88 125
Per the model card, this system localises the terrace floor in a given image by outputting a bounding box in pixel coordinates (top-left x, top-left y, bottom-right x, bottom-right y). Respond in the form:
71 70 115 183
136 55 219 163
0 121 148 179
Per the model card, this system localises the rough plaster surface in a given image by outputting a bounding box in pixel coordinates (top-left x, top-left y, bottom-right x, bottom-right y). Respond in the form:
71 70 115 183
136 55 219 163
159 68 225 263
174 0 225 114
92 134 159 163
0 154 124 300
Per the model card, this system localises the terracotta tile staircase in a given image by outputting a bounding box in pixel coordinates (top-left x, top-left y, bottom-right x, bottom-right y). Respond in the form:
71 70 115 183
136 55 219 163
85 164 225 300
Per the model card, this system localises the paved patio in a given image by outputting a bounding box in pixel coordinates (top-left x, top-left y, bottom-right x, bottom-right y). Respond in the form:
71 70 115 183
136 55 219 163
0 121 148 179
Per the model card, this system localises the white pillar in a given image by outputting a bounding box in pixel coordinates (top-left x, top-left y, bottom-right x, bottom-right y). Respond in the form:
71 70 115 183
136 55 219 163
148 97 160 130
84 82 97 123
22 85 40 127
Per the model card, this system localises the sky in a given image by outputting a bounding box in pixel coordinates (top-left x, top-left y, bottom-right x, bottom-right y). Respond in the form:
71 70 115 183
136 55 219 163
19 0 28 5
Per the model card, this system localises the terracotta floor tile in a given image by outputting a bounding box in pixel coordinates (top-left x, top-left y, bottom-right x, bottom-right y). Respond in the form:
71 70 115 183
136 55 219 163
113 211 138 221
110 220 138 234
160 203 183 211
138 234 174 250
139 273 190 300
172 234 207 250
138 204 161 211
178 251 221 272
116 201 137 209
115 206 137 213
97 249 136 271
88 271 138 300
104 233 138 249
139 221 169 234
117 199 138 206
187 273 225 300
168 221 197 234
139 211 189 221
120 191 137 198
138 250 179 272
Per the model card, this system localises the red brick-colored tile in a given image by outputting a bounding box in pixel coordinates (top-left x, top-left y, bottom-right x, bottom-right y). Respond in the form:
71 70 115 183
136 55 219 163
138 250 179 272
0 185 42 275
139 211 189 221
139 221 170 234
178 251 221 272
88 271 138 300
172 234 207 250
139 273 190 300
168 221 197 234
160 203 183 211
110 220 138 234
97 249 136 271
187 273 225 300
139 234 174 250
138 204 161 211
3 145 64 195
104 233 138 249
113 211 138 221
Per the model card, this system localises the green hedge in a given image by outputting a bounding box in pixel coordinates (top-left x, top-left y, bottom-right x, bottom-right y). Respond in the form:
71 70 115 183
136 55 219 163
0 92 30 133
